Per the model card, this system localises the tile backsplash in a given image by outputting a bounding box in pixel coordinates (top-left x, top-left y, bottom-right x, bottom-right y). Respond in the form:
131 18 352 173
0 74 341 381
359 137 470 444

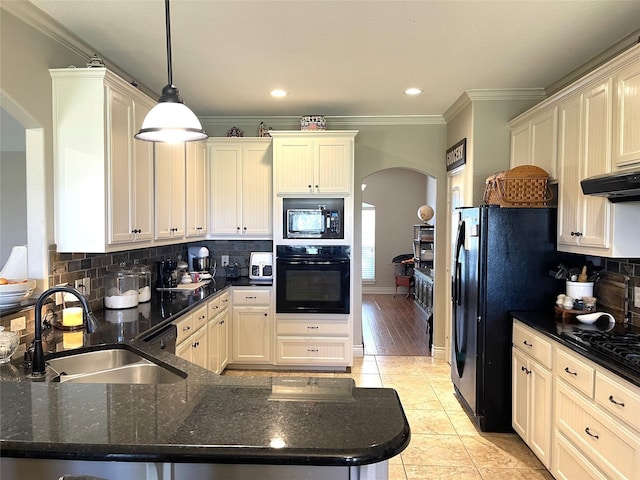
603 257 640 326
49 240 272 312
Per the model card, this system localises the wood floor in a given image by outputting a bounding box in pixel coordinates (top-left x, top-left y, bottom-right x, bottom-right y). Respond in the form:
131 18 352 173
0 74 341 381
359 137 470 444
362 294 431 356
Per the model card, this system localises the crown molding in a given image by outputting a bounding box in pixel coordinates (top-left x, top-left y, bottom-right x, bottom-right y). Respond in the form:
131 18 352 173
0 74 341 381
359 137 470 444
199 115 445 127
443 88 546 121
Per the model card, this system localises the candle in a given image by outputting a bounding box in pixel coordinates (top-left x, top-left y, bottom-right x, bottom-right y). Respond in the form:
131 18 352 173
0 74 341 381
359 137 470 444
62 331 83 349
62 307 83 327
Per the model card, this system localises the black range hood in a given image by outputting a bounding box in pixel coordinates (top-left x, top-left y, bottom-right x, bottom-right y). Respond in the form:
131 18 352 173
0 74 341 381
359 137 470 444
580 171 640 202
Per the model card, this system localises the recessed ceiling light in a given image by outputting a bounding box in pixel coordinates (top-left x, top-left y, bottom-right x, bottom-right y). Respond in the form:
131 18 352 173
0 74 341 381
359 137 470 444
270 89 288 97
404 88 423 95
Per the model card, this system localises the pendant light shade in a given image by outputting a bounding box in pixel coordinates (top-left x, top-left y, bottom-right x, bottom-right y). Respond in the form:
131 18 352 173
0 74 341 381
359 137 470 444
135 0 206 142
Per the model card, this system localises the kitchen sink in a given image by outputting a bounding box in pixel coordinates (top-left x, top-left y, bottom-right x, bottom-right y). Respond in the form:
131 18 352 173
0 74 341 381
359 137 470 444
45 345 187 385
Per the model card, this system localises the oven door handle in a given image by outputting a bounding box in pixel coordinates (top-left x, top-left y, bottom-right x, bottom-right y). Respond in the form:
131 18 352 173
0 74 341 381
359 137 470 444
277 259 350 266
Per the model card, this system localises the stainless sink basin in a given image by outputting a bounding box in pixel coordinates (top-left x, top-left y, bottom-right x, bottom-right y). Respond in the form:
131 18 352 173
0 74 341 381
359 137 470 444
45 345 187 384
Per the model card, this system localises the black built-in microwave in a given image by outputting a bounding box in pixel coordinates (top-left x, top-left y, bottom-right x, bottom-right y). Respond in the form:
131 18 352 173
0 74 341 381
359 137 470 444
283 198 344 239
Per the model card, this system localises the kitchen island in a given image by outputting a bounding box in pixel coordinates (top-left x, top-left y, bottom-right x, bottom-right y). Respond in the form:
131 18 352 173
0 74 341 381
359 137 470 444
0 279 410 480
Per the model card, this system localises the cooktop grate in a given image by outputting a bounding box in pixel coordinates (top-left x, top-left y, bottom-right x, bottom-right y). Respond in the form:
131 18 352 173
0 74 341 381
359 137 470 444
569 329 640 373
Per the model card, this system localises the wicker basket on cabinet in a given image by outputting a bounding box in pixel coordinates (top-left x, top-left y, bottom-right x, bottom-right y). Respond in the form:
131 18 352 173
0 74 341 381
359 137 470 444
483 165 553 207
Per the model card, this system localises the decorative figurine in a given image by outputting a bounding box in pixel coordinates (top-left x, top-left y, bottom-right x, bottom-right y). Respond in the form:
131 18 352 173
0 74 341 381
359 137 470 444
259 122 272 137
86 54 105 68
227 126 243 137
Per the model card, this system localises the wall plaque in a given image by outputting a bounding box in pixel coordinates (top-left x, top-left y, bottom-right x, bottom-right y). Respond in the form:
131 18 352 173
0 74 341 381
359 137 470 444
446 138 466 172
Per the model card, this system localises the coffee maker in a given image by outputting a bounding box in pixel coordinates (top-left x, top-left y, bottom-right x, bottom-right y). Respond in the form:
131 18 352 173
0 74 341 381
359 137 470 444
188 246 214 279
156 259 177 289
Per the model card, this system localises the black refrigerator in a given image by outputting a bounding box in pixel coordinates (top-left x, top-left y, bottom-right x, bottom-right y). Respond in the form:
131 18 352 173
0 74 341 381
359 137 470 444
451 205 568 432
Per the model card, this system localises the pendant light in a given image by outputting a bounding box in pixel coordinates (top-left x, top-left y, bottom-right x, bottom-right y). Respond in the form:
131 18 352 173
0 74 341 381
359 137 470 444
135 0 207 142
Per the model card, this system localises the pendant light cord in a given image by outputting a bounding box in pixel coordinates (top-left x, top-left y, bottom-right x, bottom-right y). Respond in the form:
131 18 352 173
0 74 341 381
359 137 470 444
165 0 173 86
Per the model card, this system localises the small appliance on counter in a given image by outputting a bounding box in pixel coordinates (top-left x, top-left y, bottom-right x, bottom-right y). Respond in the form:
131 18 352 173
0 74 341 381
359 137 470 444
249 252 273 282
225 262 240 279
188 245 214 279
156 259 177 289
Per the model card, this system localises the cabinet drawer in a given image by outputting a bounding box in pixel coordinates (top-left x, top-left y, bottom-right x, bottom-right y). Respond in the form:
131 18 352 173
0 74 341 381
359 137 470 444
555 347 595 398
174 314 195 345
277 319 349 336
554 431 609 480
595 371 640 432
219 290 230 310
555 381 640 480
192 304 208 331
276 337 350 365
232 289 271 305
513 321 553 368
208 294 222 318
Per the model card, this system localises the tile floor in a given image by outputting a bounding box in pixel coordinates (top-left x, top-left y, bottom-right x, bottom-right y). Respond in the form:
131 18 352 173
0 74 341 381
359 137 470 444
225 355 554 480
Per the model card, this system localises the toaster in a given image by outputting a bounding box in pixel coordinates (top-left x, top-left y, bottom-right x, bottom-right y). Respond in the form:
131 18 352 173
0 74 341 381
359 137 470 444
249 252 273 281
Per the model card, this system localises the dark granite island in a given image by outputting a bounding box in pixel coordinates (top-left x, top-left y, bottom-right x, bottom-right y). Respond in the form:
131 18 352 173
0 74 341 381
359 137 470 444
0 339 410 480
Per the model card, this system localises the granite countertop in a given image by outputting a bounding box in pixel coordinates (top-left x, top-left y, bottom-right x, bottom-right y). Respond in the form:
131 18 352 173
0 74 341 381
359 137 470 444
0 277 410 466
511 311 640 388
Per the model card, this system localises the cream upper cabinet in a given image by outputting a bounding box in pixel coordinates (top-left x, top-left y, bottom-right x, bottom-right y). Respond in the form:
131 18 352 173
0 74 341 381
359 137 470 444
613 58 640 168
154 143 186 240
185 141 208 238
557 79 613 255
510 107 558 179
271 131 357 196
50 67 155 252
208 138 272 238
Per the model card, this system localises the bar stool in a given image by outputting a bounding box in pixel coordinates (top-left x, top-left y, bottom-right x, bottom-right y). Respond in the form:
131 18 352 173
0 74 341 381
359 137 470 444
394 274 413 297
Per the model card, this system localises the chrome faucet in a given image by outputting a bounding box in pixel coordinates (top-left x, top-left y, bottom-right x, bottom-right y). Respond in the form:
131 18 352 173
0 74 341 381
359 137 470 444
31 285 99 377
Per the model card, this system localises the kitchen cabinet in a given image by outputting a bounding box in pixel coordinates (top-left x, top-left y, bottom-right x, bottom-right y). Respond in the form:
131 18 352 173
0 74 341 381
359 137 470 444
207 291 229 374
271 131 358 196
209 139 272 238
509 106 558 179
275 317 351 367
231 288 272 364
155 143 186 241
174 304 208 369
185 141 208 238
512 320 554 468
50 67 155 252
613 54 640 168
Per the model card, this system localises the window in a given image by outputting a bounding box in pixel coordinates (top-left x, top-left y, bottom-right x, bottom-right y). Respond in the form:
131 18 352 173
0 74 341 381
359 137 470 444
362 203 375 282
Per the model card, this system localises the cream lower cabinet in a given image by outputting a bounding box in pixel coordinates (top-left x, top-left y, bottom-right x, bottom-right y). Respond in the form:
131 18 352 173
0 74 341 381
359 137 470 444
207 291 230 374
175 304 208 369
208 139 272 238
231 288 272 364
275 317 351 367
511 321 553 468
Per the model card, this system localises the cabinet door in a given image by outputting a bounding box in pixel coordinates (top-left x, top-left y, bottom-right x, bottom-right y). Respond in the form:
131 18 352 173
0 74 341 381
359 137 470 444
510 121 531 168
530 107 558 179
208 318 221 373
185 141 208 238
176 339 192 362
579 80 612 250
614 60 640 167
155 143 186 240
131 95 154 242
210 144 241 235
240 142 272 235
512 348 530 439
529 359 553 468
219 310 229 371
232 306 271 364
190 327 208 369
557 93 584 247
108 86 136 244
274 138 315 194
314 137 352 194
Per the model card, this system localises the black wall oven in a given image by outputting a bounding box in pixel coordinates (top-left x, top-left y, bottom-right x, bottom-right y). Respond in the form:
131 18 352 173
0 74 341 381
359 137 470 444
276 245 350 314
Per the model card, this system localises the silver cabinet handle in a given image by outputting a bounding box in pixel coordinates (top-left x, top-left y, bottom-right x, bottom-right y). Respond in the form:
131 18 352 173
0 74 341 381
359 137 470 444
608 395 625 407
564 367 577 376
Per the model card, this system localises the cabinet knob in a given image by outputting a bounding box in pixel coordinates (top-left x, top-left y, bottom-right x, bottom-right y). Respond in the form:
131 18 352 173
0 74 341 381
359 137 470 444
570 231 583 237
243 227 247 231
315 185 319 189
264 313 268 317
308 184 312 189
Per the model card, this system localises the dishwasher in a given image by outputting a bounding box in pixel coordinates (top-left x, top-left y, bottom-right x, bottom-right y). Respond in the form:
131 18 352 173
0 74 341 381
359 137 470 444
143 324 178 354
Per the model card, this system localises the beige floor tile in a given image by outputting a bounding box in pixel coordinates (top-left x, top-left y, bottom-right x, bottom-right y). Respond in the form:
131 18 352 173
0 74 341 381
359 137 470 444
287 370 337 378
388 462 408 480
476 467 554 479
401 433 474 467
221 369 245 376
375 356 436 375
436 390 466 412
388 453 403 465
337 372 383 387
446 411 482 436
461 434 544 469
405 465 482 480
404 409 457 435
351 356 381 375
381 375 443 410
